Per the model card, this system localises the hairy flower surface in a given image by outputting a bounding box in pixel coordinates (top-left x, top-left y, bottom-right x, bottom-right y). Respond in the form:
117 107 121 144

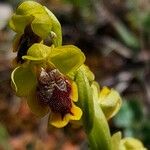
27 67 82 128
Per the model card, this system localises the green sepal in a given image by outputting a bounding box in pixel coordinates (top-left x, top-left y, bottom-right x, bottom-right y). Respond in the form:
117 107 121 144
75 68 94 133
49 45 85 74
11 65 37 97
22 43 51 61
9 1 53 39
16 1 45 15
27 92 50 118
31 13 52 39
44 6 62 46
9 14 33 33
88 82 112 150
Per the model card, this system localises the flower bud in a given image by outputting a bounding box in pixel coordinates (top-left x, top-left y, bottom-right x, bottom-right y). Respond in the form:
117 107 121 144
99 87 122 120
111 132 147 150
120 137 147 150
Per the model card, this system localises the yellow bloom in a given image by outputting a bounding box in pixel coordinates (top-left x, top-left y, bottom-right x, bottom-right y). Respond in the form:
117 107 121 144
111 132 147 150
99 86 122 120
27 68 82 128
120 137 147 150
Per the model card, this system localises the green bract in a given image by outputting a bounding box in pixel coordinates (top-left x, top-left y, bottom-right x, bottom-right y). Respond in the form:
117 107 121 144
79 65 95 81
75 68 94 133
9 1 62 46
88 82 112 150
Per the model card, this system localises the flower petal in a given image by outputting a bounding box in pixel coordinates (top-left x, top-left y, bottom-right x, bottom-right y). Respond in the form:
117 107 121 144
69 104 82 121
27 92 49 118
11 65 37 97
22 43 51 61
99 87 110 98
49 45 85 74
121 137 147 150
99 87 122 120
49 112 69 128
70 81 78 102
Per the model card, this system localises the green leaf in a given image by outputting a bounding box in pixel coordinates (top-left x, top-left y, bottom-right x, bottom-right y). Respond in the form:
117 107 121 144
49 45 85 74
0 124 11 150
114 100 134 128
114 22 140 49
114 100 143 128
75 69 94 133
11 65 37 97
63 0 90 8
142 12 150 32
22 43 51 61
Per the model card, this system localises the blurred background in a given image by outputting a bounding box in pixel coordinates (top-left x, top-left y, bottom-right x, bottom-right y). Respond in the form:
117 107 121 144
0 0 150 149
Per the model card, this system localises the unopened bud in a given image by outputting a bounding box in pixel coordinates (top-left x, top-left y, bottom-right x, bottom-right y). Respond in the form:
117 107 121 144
99 87 122 120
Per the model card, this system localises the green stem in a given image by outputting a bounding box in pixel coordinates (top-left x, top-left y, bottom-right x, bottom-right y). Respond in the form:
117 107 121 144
88 99 112 150
75 69 112 150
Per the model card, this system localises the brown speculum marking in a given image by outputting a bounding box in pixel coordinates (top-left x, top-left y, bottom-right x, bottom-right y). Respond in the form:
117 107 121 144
36 68 72 118
16 25 41 63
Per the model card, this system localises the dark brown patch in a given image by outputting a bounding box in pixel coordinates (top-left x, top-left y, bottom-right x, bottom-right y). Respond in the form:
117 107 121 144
16 25 41 63
36 68 72 118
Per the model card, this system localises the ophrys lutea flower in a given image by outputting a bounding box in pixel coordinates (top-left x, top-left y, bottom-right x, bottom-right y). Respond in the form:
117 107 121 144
111 132 147 150
9 1 62 64
11 43 85 127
